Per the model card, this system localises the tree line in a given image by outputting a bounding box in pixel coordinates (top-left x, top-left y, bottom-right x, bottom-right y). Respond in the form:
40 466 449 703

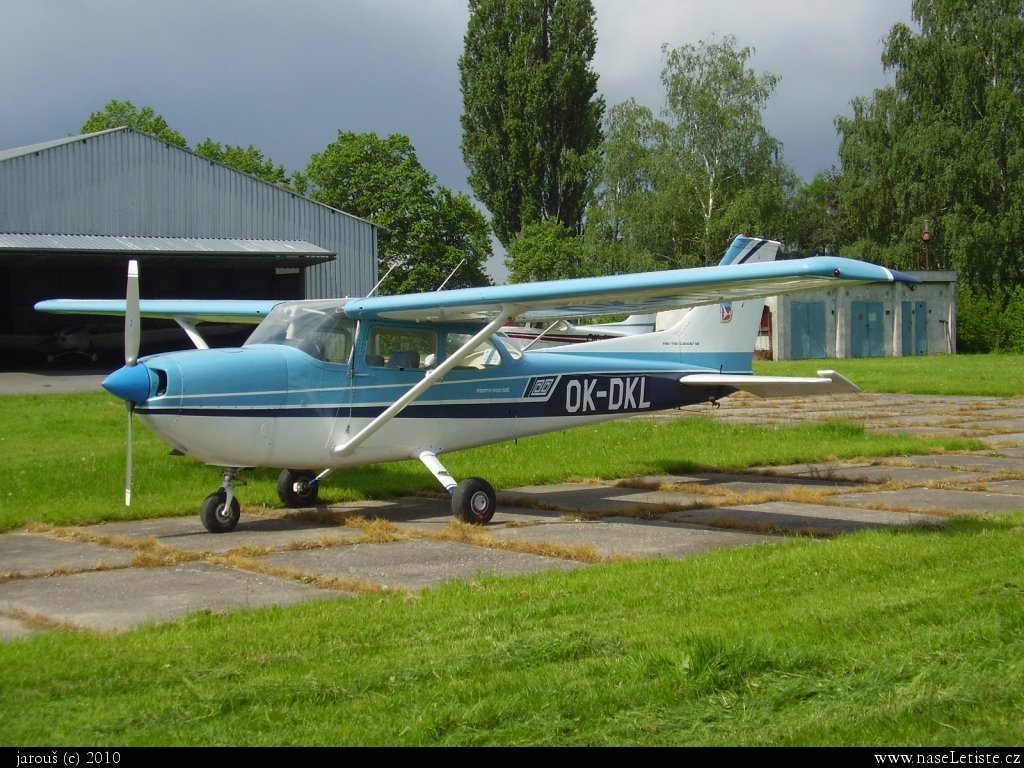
81 0 1024 351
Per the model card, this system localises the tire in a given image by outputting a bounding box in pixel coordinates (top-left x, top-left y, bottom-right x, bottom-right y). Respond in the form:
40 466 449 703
200 491 240 533
277 469 319 507
452 477 496 524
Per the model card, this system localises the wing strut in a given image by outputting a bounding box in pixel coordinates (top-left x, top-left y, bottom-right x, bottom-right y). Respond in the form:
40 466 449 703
331 305 521 458
174 318 211 350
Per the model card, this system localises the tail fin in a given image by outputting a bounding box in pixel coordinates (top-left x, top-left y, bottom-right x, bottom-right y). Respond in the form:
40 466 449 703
661 236 777 371
551 235 778 372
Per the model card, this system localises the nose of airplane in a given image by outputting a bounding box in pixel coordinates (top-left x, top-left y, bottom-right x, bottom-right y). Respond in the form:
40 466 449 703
102 363 152 404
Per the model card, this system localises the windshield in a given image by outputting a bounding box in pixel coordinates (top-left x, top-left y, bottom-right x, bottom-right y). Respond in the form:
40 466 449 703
245 300 354 364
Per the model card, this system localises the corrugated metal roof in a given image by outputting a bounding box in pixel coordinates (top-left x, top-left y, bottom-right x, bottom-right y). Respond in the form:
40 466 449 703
0 232 333 257
0 129 125 163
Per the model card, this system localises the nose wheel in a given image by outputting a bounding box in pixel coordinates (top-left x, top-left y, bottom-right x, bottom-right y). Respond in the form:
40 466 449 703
200 469 245 533
200 490 241 533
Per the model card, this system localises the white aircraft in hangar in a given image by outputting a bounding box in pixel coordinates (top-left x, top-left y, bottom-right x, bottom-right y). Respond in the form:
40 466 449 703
36 235 918 533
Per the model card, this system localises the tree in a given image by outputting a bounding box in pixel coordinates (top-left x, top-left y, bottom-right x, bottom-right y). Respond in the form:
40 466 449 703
587 36 795 270
506 219 593 282
81 99 187 147
835 0 1024 288
194 139 291 187
305 131 492 294
459 0 604 250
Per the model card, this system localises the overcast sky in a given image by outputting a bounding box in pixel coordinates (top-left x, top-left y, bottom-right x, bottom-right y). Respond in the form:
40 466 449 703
2 1 916 275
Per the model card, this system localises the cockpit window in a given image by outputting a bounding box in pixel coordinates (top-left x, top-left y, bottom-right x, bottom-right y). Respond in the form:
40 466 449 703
446 334 503 368
245 301 354 364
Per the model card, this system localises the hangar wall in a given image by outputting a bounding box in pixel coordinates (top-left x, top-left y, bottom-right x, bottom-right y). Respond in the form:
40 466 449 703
0 128 377 300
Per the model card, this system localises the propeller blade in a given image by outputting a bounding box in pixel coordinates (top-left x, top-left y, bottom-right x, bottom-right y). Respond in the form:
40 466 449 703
125 403 134 506
125 260 140 367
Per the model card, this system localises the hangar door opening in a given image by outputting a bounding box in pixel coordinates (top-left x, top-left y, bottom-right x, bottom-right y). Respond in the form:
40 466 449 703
851 301 885 357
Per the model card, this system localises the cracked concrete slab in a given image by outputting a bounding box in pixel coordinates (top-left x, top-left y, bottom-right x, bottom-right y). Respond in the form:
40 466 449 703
0 562 339 631
841 488 1024 514
624 472 857 493
666 500 942 534
0 615 37 641
0 532 137 576
878 454 1024 472
94 514 362 553
259 539 580 590
498 483 707 514
488 518 774 558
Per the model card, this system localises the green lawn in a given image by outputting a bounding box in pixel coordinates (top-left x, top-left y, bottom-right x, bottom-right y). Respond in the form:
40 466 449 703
755 352 1024 397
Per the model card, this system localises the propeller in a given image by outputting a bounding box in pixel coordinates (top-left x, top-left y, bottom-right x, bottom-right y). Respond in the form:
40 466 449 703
124 260 140 506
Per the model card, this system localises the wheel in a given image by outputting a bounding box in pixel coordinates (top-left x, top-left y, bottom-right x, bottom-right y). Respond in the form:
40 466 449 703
200 490 240 533
452 477 496 524
277 469 320 507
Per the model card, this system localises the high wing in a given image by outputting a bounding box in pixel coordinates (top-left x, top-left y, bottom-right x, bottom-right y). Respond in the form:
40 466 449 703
33 299 280 324
34 299 280 350
36 256 917 329
342 257 918 323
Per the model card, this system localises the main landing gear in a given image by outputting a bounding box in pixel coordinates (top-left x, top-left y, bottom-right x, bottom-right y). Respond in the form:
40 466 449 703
418 450 497 524
277 469 320 507
451 476 497 524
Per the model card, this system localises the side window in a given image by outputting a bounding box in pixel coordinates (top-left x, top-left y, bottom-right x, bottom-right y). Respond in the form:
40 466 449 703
446 334 503 368
366 327 437 370
320 319 353 364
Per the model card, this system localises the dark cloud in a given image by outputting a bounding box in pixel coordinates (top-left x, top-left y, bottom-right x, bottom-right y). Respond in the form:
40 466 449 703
2 0 914 209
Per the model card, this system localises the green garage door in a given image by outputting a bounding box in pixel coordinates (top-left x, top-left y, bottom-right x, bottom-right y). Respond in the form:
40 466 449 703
790 301 826 359
851 301 885 357
901 301 928 355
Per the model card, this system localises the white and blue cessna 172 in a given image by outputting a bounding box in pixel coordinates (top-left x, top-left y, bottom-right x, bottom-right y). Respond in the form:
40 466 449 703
37 235 918 533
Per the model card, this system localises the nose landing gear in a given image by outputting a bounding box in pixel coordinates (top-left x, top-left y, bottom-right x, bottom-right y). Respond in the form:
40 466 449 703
200 469 245 533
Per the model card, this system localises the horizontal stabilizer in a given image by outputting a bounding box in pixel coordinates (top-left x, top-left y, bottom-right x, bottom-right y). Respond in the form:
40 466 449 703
680 369 860 398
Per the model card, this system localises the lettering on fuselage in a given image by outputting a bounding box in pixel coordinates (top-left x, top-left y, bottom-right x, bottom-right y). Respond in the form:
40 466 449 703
564 376 651 413
523 372 693 418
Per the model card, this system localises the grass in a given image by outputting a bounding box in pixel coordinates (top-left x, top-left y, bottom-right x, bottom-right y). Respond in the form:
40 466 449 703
0 392 984 531
1 514 1023 745
755 353 1024 397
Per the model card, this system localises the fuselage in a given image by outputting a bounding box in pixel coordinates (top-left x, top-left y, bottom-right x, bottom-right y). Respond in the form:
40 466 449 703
105 305 733 469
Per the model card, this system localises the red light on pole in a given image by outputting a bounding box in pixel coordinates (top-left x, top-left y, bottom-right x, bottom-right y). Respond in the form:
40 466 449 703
922 220 931 269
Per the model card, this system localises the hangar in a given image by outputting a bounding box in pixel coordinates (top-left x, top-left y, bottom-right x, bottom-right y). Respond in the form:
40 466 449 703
0 127 378 362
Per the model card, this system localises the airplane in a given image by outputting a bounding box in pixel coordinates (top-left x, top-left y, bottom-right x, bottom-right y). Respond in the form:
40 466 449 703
498 313 657 350
36 234 919 534
497 237 780 350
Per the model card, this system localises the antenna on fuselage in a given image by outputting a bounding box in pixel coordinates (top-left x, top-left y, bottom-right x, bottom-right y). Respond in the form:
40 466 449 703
368 264 397 297
436 259 466 291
